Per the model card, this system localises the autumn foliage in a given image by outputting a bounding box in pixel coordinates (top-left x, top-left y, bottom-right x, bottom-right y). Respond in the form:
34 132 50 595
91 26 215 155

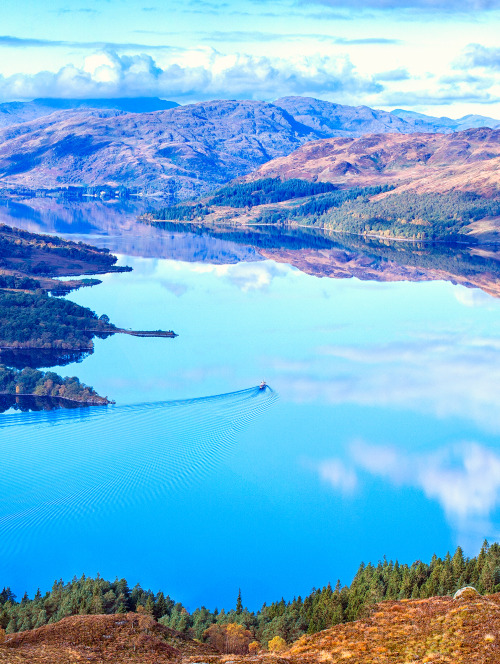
287 590 500 664
268 635 287 653
203 622 253 654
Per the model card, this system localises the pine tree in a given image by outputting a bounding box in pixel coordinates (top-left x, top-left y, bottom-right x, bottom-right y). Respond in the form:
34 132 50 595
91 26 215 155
236 589 243 615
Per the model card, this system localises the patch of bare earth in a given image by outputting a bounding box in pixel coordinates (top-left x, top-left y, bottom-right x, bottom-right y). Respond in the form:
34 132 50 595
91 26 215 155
0 612 213 664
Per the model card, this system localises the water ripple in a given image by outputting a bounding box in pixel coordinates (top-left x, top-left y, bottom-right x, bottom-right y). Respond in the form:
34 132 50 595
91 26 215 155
0 385 278 555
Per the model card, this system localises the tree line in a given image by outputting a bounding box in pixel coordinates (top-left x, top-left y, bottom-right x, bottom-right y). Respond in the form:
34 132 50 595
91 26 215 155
152 179 342 221
208 178 338 208
1 542 499 652
0 290 114 350
255 190 500 241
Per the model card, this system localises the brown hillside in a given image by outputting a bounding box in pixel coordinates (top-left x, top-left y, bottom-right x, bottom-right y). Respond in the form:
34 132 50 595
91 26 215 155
0 612 214 663
186 590 500 664
3 592 500 664
285 590 500 663
250 128 500 197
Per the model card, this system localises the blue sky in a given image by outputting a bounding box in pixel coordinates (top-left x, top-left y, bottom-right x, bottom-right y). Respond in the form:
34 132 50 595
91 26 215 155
1 0 500 117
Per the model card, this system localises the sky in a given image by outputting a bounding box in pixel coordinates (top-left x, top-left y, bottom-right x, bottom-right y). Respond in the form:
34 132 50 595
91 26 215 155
1 0 500 119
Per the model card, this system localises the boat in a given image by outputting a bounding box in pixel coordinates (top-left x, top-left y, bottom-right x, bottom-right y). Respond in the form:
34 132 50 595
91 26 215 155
259 380 267 389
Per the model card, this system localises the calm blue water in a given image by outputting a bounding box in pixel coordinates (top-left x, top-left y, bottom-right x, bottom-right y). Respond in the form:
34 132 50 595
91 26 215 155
1 199 500 611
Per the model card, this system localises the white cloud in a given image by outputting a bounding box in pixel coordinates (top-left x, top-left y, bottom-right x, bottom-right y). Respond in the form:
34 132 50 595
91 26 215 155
315 458 358 494
0 49 381 103
456 43 500 70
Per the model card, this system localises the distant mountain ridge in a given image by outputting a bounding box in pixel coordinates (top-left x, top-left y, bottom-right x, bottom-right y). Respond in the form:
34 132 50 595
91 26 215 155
0 96 498 200
391 107 500 131
0 100 322 199
0 97 179 128
273 96 499 136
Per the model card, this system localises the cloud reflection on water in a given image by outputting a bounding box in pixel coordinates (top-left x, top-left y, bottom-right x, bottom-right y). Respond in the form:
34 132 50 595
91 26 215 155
271 331 500 431
315 440 500 551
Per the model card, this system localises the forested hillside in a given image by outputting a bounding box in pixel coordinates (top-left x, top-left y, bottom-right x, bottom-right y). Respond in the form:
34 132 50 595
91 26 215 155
0 290 114 350
151 178 500 243
2 542 499 649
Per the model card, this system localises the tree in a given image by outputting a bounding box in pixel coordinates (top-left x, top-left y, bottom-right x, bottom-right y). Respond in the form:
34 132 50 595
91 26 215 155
268 635 287 653
144 597 155 616
204 623 252 654
236 588 243 615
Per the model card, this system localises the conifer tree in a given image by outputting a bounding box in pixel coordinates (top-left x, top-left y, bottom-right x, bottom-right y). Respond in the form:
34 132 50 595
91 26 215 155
236 589 243 615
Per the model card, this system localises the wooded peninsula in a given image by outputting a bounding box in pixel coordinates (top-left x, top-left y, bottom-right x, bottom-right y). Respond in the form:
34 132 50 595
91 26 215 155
0 224 175 407
147 177 500 245
0 366 112 405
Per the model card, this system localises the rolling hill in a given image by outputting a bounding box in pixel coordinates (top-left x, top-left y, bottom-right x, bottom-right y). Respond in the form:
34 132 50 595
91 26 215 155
0 97 498 201
249 127 500 197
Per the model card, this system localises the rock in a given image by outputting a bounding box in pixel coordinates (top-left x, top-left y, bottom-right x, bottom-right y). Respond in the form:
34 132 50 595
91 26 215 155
453 586 480 600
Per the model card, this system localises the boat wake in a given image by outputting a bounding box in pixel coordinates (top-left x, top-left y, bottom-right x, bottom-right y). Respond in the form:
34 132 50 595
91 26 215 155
0 385 277 555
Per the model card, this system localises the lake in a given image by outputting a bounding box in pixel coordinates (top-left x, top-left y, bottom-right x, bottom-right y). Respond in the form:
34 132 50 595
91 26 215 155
1 197 500 611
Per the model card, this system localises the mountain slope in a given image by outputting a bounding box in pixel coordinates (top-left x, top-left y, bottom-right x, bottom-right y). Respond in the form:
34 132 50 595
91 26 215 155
274 96 448 136
0 100 322 198
250 127 500 197
277 97 500 135
0 97 498 200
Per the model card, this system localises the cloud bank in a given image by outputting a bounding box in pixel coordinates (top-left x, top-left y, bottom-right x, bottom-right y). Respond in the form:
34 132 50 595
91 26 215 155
0 38 497 109
0 49 381 102
458 44 500 70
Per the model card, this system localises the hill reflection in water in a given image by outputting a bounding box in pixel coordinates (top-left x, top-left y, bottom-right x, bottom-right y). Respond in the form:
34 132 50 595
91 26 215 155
2 198 500 298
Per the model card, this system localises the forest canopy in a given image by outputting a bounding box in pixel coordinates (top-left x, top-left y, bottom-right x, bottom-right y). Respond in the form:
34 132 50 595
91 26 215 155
1 542 499 651
148 178 500 243
0 290 114 349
